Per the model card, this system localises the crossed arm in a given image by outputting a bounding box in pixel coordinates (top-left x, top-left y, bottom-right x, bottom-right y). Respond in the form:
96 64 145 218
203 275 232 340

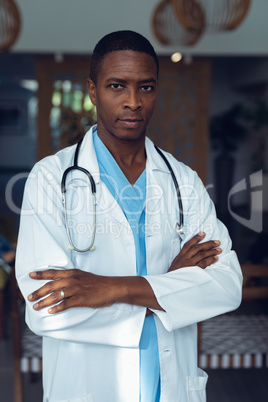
28 232 222 314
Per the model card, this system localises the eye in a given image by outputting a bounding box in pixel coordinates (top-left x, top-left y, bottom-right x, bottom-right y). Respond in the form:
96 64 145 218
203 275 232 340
140 85 154 92
110 83 123 90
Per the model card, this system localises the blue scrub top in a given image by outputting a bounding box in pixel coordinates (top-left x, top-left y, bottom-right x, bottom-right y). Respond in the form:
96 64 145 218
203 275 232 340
93 129 160 402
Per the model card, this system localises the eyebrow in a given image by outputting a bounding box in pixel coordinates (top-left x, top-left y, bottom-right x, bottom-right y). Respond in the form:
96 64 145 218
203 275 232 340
106 77 157 85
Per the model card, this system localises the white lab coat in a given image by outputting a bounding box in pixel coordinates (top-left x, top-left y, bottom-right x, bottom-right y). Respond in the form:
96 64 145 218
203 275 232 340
16 125 242 402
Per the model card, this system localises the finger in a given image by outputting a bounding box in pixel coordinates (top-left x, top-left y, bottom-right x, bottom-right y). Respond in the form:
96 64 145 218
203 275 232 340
29 269 75 280
32 289 68 310
180 232 206 255
194 247 222 266
48 296 84 314
192 240 221 255
197 255 219 269
28 278 70 301
182 236 220 260
48 299 69 314
198 240 221 249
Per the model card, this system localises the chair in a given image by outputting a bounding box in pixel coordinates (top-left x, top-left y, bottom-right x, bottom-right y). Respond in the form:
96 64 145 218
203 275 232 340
10 268 42 402
198 263 268 369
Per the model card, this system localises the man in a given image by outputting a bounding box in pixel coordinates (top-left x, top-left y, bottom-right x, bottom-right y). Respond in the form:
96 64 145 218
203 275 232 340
16 31 242 402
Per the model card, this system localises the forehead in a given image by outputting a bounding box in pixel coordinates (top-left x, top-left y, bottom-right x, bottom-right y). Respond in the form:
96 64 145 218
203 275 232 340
98 50 157 81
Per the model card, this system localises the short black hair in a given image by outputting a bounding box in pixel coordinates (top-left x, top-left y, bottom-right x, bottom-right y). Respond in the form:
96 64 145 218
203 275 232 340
90 30 159 84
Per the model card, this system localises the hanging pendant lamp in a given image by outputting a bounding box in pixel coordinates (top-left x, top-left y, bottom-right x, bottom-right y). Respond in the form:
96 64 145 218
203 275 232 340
0 0 21 51
172 0 251 32
152 0 205 46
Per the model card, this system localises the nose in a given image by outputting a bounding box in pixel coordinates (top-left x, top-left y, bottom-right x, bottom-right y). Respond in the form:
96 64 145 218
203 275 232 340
124 88 142 111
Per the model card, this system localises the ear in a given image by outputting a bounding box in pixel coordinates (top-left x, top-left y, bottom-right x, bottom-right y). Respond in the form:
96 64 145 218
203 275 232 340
87 78 97 106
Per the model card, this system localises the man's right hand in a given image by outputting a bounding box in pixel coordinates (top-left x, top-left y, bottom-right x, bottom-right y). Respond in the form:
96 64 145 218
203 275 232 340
168 232 222 272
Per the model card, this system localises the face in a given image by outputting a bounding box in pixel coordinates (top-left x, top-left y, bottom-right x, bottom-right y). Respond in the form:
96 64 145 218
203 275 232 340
87 50 158 144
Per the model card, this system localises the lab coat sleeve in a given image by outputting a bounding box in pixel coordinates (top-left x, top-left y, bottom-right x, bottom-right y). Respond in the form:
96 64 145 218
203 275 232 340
16 161 146 347
144 167 243 331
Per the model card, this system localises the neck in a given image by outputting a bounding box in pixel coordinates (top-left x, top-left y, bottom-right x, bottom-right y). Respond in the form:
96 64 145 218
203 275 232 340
97 130 146 167
97 129 146 185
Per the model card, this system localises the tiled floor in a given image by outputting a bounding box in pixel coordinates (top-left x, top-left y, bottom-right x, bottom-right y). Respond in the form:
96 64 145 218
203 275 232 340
2 332 268 402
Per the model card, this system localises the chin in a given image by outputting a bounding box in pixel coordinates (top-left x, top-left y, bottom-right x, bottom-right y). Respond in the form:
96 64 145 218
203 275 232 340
116 130 146 141
115 125 147 140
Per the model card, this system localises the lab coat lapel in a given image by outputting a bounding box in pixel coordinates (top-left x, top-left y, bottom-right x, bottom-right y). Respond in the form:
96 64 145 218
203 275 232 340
145 137 170 219
77 126 130 228
97 182 130 229
72 127 171 228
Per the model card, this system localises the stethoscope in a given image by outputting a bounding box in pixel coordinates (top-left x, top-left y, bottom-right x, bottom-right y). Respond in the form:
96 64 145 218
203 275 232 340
61 138 184 252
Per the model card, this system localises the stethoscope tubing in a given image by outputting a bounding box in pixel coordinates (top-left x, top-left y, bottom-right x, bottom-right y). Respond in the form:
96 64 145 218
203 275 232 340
62 190 97 252
61 138 184 252
154 145 184 231
61 138 97 252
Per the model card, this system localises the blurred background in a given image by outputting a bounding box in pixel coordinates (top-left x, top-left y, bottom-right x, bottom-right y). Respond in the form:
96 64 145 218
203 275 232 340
0 0 267 401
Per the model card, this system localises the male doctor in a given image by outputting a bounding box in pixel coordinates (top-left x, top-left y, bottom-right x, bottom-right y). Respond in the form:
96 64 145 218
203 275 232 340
16 30 242 402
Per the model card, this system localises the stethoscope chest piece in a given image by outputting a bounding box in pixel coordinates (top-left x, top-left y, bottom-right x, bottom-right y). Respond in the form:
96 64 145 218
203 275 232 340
176 223 185 241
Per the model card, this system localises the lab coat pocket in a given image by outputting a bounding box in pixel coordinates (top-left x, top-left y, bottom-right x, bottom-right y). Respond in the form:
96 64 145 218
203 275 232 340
186 368 208 402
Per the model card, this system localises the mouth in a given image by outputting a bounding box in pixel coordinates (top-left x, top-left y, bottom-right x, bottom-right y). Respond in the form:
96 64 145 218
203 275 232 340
119 118 143 122
118 118 143 128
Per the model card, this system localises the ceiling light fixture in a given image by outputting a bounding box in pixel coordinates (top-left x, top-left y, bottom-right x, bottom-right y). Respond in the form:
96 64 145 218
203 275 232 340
171 52 183 62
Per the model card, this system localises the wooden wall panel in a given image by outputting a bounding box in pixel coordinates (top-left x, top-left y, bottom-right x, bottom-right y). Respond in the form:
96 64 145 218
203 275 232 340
36 57 92 160
147 58 211 184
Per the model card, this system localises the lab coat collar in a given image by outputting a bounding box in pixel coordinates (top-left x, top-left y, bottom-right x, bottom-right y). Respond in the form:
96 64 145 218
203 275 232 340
144 136 171 218
77 124 101 184
77 124 171 179
145 136 171 175
65 125 171 227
